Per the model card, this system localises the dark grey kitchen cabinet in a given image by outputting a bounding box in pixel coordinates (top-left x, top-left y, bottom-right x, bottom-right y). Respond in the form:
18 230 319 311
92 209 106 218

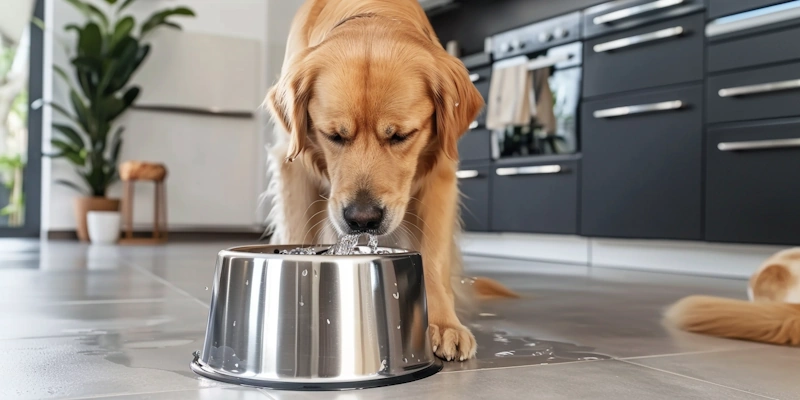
458 165 491 232
706 118 800 245
582 0 706 39
581 84 703 240
490 158 580 235
583 13 705 98
708 23 800 73
459 129 492 162
708 0 789 19
707 60 800 124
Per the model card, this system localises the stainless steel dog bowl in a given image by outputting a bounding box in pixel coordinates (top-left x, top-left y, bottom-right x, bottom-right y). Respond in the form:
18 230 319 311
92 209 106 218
191 244 441 390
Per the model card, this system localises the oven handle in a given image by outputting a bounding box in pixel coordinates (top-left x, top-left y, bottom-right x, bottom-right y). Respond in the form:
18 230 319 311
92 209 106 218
496 165 565 176
717 138 800 152
593 26 685 53
593 100 684 119
706 0 800 38
718 79 800 98
526 53 574 71
593 0 685 25
456 170 481 179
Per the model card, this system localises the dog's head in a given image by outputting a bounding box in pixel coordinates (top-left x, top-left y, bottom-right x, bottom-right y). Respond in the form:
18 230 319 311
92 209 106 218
267 20 483 236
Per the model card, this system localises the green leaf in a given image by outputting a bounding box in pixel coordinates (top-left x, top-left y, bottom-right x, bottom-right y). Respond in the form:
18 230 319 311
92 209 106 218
109 126 124 163
31 16 46 31
77 22 103 58
140 7 196 38
55 179 89 195
53 65 79 93
110 16 135 50
85 3 110 31
51 139 87 166
104 0 118 4
49 102 82 126
69 90 93 134
53 124 86 149
117 0 137 14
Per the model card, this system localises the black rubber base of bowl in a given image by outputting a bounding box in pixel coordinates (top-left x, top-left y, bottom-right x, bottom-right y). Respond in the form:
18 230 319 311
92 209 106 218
190 359 443 391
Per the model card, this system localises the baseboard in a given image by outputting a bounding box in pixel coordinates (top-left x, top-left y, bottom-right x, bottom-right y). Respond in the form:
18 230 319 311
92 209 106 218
460 232 784 278
47 229 269 242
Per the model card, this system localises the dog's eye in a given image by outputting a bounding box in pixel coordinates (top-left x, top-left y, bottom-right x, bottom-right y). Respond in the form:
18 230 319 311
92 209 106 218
325 133 345 144
389 130 417 145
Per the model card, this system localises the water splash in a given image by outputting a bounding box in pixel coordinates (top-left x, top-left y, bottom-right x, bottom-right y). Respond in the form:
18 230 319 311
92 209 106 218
368 234 379 252
329 234 361 255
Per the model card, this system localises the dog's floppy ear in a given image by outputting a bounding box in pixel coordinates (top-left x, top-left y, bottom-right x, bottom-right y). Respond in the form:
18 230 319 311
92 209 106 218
431 53 485 161
266 54 317 162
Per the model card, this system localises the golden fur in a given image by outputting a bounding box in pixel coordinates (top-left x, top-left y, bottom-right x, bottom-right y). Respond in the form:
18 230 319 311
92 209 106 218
264 0 515 361
665 248 800 346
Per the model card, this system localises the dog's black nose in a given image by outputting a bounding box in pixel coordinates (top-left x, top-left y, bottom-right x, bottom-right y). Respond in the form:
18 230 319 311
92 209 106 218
343 194 384 233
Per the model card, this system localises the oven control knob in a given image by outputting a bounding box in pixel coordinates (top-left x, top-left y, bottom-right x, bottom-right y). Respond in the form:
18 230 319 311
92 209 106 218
501 42 513 53
510 39 521 50
538 32 553 43
553 27 568 39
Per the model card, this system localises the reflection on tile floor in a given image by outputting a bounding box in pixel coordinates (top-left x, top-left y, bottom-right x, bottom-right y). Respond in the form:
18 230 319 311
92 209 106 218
1 240 797 399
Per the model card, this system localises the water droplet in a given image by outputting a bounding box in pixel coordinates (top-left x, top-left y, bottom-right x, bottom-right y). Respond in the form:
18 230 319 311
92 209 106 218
393 292 399 299
460 279 465 284
394 283 397 286
326 319 330 324
403 357 407 363
380 359 387 371
204 287 209 291
417 359 421 362
234 363 239 368
302 269 308 277
397 324 401 329
411 354 414 357
299 296 304 307
314 270 318 278
233 321 236 327
245 280 249 286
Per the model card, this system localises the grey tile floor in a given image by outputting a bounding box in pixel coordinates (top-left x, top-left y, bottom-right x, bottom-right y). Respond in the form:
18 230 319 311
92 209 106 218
1 240 797 399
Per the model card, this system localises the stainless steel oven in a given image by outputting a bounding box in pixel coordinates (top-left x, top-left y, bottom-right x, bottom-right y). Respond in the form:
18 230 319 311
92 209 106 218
488 12 583 160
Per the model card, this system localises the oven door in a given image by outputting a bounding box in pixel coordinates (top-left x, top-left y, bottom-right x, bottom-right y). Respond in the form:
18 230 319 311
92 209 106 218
491 43 582 160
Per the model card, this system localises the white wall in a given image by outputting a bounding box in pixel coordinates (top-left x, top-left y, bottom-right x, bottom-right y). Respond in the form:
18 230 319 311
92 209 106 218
41 0 304 232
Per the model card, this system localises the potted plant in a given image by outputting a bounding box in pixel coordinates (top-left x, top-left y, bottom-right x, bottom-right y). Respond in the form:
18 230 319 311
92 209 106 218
50 0 194 241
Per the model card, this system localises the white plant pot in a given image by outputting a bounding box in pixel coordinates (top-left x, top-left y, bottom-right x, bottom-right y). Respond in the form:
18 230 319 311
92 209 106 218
86 211 121 245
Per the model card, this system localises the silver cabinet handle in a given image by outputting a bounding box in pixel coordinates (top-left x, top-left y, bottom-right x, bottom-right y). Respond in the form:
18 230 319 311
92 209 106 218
456 170 481 179
593 100 684 119
469 121 479 130
526 53 574 71
593 26 684 53
469 73 481 83
593 0 685 25
718 79 800 98
496 165 563 176
717 138 800 152
706 0 800 38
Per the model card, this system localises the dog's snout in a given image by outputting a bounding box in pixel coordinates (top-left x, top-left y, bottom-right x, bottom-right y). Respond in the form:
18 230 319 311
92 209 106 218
343 192 384 233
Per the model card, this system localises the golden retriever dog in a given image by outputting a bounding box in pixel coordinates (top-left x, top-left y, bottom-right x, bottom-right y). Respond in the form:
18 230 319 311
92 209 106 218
264 0 516 361
666 248 800 345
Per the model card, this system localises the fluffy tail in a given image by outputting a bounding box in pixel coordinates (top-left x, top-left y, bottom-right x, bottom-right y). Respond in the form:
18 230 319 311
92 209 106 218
665 295 800 345
472 277 520 300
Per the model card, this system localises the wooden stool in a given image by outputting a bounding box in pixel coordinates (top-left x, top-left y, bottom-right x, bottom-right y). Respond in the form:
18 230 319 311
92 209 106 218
119 161 168 245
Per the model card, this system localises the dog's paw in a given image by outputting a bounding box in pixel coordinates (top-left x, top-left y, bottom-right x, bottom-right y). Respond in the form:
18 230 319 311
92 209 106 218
429 323 477 362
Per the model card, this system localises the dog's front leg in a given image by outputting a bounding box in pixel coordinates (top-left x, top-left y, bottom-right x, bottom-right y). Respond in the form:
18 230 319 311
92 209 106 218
414 168 477 361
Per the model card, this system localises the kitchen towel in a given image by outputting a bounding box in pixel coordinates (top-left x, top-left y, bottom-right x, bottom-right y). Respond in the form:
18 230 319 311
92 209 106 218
531 66 557 136
486 56 532 131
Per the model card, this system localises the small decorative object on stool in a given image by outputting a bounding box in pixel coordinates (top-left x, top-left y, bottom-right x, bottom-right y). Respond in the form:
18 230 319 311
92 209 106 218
119 161 168 245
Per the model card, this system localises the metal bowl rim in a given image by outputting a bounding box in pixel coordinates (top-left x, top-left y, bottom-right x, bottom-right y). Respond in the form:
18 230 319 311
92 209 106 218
219 244 420 260
190 358 442 391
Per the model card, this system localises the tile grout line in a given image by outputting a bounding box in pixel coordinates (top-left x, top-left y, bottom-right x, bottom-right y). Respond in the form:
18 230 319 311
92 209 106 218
439 358 608 374
620 359 779 400
121 259 210 310
62 385 273 400
620 348 746 360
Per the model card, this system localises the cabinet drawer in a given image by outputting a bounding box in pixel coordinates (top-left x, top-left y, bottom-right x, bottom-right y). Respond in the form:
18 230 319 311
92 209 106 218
458 166 490 232
708 24 800 73
706 118 800 245
490 159 579 235
708 0 788 19
583 13 704 98
459 128 491 162
707 61 800 124
583 0 706 39
581 84 703 240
